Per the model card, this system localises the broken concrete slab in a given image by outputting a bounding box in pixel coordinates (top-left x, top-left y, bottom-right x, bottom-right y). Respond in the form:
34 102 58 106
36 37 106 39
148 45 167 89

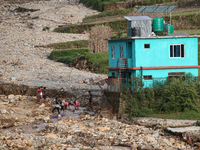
167 126 200 133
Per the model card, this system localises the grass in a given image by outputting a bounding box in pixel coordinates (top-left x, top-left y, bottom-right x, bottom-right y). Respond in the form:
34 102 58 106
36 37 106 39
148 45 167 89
46 40 88 50
49 48 89 60
174 29 200 35
83 8 134 22
172 10 200 17
54 19 126 34
49 48 109 74
84 52 109 74
147 110 200 120
79 0 130 11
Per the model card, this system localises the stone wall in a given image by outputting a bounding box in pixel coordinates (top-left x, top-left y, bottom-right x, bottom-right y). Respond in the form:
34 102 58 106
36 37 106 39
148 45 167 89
104 91 121 114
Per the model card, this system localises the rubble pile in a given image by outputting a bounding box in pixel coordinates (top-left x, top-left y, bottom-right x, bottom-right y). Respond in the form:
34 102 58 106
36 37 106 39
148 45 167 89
0 94 52 128
0 0 106 91
0 114 195 149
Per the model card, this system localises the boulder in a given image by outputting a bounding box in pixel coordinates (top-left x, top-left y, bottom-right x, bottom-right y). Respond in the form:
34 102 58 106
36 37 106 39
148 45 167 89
7 94 14 100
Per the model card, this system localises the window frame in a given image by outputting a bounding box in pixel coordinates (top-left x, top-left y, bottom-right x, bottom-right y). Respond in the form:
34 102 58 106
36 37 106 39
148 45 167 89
169 44 185 58
111 46 115 59
143 75 152 80
168 72 185 79
144 44 150 49
120 45 123 58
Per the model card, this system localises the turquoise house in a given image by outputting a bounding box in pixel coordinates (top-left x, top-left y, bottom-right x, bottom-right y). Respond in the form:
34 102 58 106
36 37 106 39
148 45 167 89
106 16 200 90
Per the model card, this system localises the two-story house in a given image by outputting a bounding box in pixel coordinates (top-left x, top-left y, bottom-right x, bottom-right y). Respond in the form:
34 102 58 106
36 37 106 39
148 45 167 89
106 16 200 90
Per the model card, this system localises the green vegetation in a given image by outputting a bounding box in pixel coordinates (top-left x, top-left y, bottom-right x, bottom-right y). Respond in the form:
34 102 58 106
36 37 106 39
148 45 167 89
49 48 89 60
47 40 88 50
171 10 200 17
84 52 109 74
42 26 50 31
54 19 126 34
196 120 200 126
122 74 200 119
49 48 109 74
79 0 130 12
147 110 200 120
83 8 134 22
175 29 200 35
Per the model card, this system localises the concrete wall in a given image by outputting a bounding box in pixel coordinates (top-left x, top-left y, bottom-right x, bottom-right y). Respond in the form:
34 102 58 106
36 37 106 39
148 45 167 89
134 68 198 87
108 39 127 68
135 37 198 67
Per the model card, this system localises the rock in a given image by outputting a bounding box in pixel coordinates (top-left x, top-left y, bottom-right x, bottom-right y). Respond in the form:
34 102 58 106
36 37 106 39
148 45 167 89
67 136 72 140
97 127 110 132
79 80 84 84
46 133 58 138
43 116 50 122
7 94 14 100
39 103 45 108
1 109 7 114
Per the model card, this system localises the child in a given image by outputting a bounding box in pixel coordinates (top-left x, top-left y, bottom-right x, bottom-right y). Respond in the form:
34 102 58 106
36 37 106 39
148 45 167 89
74 101 80 110
60 97 65 114
65 101 70 109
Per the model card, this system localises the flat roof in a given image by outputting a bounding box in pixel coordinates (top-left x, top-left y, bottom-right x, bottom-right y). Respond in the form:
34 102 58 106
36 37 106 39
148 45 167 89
124 16 152 21
107 35 200 41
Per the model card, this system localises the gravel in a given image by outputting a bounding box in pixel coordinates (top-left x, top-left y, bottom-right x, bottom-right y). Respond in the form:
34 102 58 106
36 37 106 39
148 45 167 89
0 0 107 92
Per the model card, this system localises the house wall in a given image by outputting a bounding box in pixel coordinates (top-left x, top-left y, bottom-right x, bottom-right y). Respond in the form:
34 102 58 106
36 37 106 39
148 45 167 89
135 37 198 67
108 40 127 68
135 68 198 87
108 37 199 88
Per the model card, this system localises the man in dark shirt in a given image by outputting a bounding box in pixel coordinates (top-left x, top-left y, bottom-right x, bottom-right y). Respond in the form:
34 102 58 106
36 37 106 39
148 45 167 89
88 91 93 109
55 94 59 103
43 87 47 103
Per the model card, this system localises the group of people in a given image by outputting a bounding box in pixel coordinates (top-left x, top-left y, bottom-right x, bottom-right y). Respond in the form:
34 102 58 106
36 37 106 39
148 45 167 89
52 94 81 115
52 91 93 115
36 86 47 104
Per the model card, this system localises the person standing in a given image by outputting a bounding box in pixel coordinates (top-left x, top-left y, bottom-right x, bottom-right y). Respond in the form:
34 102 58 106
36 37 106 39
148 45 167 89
39 86 43 99
36 87 40 99
43 87 47 104
60 97 65 114
88 91 93 109
55 94 59 103
37 92 40 103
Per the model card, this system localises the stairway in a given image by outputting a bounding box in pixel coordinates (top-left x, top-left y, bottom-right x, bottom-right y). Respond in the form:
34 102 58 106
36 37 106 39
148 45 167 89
115 58 128 91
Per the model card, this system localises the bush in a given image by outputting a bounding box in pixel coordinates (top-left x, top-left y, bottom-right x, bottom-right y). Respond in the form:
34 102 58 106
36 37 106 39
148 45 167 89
42 26 50 31
154 77 199 113
196 120 200 126
122 74 200 118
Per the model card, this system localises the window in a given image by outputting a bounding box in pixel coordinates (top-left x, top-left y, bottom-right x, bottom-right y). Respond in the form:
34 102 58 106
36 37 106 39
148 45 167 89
143 75 152 80
168 72 185 79
111 46 115 59
120 45 123 58
170 44 185 58
112 72 115 77
144 44 150 49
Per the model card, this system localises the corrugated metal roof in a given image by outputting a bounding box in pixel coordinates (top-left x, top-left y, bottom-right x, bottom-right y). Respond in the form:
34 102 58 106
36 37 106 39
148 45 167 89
124 16 152 21
135 6 177 13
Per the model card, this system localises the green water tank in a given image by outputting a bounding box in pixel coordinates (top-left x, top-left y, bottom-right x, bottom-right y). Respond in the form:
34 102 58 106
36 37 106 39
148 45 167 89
153 18 164 31
167 24 174 35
